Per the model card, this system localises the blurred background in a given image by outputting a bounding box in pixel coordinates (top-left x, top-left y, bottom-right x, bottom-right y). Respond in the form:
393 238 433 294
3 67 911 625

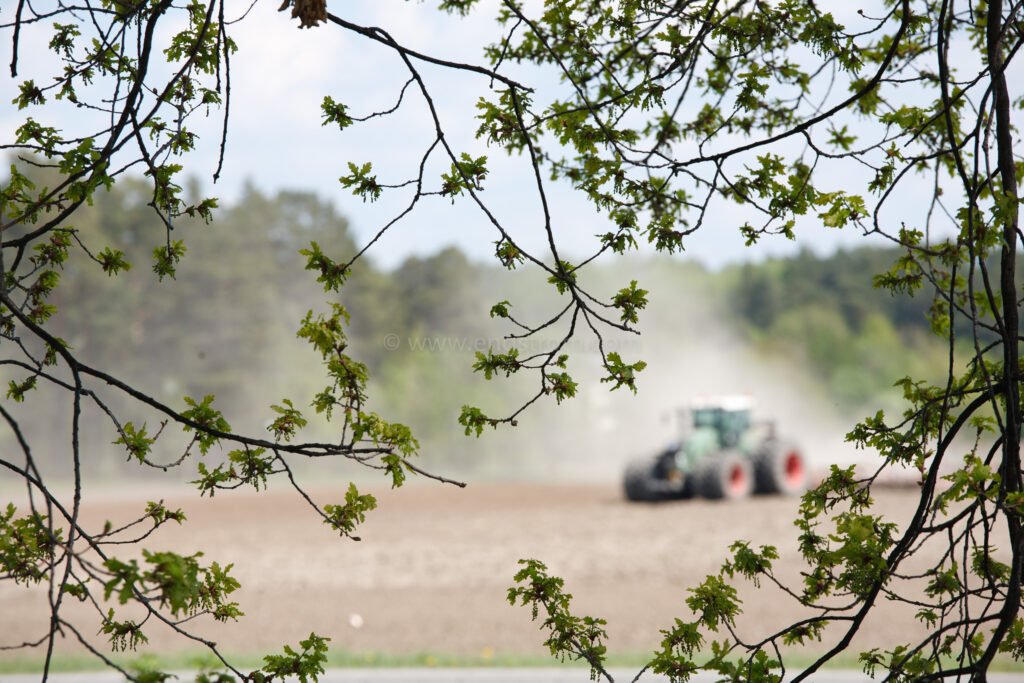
0 0 958 490
0 170 953 487
0 171 959 665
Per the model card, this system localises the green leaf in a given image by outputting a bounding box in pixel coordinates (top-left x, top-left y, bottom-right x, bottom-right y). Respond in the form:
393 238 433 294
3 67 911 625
99 247 133 275
611 280 648 324
267 399 307 442
338 162 382 202
323 483 378 540
152 240 187 281
601 352 646 393
259 633 330 683
181 395 231 455
508 559 608 679
547 261 577 294
458 405 493 437
321 95 354 130
113 422 155 462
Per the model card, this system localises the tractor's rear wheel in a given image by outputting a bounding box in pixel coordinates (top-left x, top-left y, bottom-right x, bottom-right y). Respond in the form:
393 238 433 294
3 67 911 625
753 441 808 495
695 453 753 500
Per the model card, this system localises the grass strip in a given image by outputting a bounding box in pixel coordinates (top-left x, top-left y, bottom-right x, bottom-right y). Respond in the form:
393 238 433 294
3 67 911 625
3 648 1023 675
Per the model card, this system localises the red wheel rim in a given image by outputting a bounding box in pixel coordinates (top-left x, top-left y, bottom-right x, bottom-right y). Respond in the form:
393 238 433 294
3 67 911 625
728 464 747 496
784 452 804 487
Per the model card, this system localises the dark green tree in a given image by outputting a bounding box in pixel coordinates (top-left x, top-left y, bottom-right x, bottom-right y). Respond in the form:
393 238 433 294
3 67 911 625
725 248 952 408
3 1 1023 682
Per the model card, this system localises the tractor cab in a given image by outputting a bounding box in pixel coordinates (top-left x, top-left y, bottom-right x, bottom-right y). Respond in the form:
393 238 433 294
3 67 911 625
690 403 751 448
674 396 757 468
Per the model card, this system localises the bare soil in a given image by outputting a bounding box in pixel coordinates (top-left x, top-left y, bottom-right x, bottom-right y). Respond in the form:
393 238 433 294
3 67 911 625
1 482 935 662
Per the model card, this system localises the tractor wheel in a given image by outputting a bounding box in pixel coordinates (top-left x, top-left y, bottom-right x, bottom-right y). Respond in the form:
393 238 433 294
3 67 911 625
623 460 666 501
753 441 807 495
695 453 753 500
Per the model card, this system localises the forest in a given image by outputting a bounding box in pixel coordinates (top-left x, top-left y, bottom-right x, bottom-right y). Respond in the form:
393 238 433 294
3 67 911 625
9 174 954 481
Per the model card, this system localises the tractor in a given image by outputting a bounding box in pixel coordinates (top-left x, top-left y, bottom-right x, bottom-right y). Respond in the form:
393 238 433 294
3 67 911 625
622 397 808 501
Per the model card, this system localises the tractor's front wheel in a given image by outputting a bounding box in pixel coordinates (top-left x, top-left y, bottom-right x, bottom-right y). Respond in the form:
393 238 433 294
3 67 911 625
623 460 665 501
695 453 753 500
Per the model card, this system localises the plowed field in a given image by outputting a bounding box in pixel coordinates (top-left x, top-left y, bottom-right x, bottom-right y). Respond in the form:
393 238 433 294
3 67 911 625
1 481 935 663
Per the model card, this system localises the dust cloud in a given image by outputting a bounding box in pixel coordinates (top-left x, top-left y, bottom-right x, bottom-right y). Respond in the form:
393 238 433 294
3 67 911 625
440 258 874 483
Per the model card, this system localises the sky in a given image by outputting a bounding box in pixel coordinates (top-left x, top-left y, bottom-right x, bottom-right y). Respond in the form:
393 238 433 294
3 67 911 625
2 1 927 270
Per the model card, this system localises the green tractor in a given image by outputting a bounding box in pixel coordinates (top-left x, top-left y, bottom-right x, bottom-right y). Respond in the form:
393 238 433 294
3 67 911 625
623 397 808 501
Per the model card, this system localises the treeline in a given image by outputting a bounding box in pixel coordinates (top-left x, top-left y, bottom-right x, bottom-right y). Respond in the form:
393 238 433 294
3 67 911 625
722 249 948 407
3 175 953 478
5 175 516 478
